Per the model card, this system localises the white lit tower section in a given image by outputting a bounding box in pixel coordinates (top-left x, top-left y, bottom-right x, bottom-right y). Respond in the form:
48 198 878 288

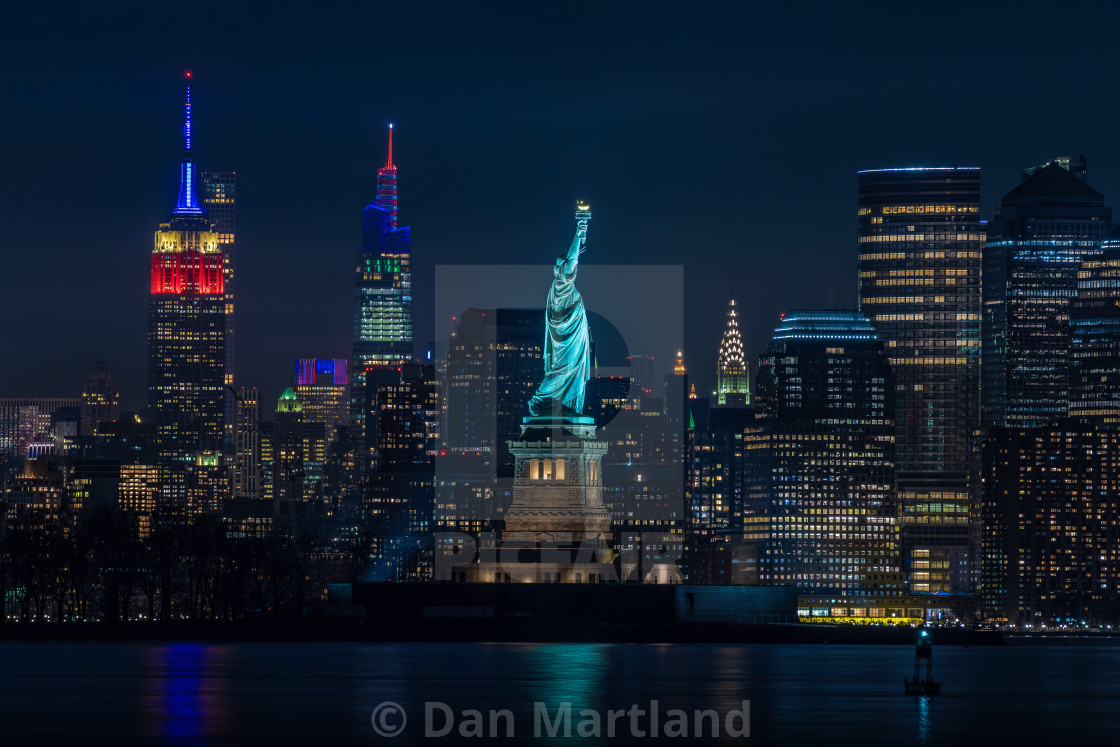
716 298 749 406
201 170 236 454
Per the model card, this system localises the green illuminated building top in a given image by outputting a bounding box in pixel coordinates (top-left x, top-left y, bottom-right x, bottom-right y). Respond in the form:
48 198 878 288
276 387 303 414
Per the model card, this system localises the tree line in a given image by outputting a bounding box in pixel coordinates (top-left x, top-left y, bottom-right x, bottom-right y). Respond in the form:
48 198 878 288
0 503 371 623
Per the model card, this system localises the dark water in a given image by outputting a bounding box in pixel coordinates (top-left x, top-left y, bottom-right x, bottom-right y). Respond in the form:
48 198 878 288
1 640 1117 745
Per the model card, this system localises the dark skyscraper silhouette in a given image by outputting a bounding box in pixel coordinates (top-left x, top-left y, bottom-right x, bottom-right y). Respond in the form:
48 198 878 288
79 360 120 437
982 158 1111 428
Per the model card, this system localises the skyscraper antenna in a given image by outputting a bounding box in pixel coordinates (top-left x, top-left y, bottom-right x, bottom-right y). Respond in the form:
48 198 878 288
386 123 394 169
184 71 193 152
172 71 202 215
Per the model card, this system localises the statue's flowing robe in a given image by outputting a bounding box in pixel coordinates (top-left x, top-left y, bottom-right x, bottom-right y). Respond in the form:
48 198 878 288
528 262 590 416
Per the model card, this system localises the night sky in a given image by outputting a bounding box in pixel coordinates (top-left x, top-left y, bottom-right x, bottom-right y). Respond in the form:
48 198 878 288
4 2 1120 410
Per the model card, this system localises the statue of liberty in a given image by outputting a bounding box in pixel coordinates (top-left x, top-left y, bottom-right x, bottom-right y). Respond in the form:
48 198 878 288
528 202 593 417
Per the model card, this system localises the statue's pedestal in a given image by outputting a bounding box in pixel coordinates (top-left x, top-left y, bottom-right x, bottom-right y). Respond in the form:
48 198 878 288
473 415 616 583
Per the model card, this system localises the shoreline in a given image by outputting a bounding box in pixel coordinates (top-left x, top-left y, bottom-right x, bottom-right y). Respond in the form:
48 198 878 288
0 620 1005 645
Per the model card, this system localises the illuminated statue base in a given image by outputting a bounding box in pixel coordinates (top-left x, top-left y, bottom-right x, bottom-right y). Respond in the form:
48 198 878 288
473 416 616 583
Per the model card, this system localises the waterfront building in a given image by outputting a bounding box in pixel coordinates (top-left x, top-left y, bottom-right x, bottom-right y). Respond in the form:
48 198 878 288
746 311 901 596
982 420 1120 625
857 166 982 593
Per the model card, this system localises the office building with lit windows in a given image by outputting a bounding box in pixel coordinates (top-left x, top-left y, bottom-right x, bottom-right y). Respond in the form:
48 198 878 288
0 398 79 466
200 170 236 453
119 464 159 538
597 388 684 583
443 308 544 472
232 387 261 501
745 311 902 596
1069 231 1120 423
365 363 439 580
271 387 328 526
79 360 119 437
687 428 731 542
981 420 1120 625
294 358 349 444
982 159 1111 428
147 74 227 509
857 167 982 593
351 125 412 449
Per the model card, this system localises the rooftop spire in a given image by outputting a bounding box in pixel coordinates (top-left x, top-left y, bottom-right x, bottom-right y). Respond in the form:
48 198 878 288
717 297 750 405
376 122 399 227
172 71 203 216
184 71 193 152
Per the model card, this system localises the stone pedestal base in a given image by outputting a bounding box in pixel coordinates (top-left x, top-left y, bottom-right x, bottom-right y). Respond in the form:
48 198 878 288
473 415 616 583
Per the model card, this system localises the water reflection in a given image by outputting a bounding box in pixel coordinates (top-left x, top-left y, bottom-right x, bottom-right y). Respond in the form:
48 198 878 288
530 644 610 708
1 641 1118 744
143 643 230 745
917 695 931 745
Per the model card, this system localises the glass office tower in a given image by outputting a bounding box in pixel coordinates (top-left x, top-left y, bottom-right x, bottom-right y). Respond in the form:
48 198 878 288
982 160 1110 428
201 171 237 453
351 125 412 455
857 167 982 593
748 311 901 596
1071 233 1120 422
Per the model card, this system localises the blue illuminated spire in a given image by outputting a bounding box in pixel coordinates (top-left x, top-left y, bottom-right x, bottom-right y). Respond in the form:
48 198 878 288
172 71 203 216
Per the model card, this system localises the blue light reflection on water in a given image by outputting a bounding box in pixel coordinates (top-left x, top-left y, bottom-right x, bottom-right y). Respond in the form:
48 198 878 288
0 642 1119 745
143 643 230 746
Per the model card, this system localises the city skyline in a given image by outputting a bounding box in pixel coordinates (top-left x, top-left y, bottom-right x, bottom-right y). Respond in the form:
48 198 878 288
9 6 1120 744
6 4 1120 408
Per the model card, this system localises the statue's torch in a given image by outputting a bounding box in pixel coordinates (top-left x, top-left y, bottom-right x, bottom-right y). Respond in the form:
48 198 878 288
575 201 592 249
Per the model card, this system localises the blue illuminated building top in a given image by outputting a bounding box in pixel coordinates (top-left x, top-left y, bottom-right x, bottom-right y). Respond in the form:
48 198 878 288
172 73 203 216
857 166 980 174
771 311 878 342
756 309 891 424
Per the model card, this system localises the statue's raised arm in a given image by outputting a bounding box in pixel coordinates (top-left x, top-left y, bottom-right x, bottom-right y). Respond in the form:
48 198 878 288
528 202 593 418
